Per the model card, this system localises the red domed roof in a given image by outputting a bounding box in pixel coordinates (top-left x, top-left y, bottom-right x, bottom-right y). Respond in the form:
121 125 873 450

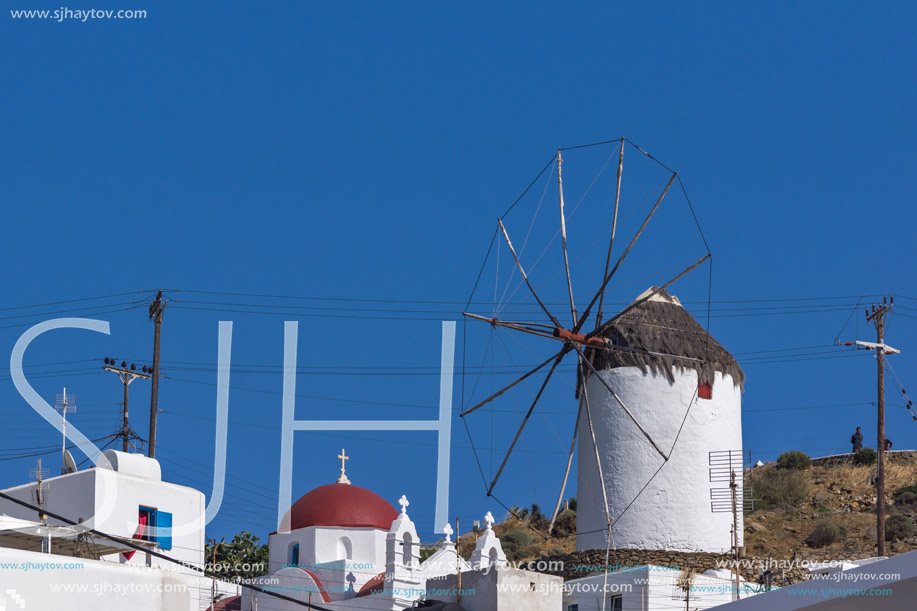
289 483 398 530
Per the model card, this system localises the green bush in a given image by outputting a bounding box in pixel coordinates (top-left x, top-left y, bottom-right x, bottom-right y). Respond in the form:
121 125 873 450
893 484 917 498
853 447 877 466
894 492 917 510
552 510 576 537
808 521 848 548
750 468 811 510
885 514 915 542
777 450 812 470
501 530 532 548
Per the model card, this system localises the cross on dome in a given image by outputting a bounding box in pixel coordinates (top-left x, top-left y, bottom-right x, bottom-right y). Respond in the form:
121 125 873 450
484 511 495 530
398 495 410 514
336 448 351 485
442 523 454 542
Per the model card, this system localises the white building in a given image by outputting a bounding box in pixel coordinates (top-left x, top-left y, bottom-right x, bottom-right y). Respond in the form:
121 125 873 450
577 288 745 553
244 458 559 611
563 565 758 611
708 549 917 610
0 449 238 610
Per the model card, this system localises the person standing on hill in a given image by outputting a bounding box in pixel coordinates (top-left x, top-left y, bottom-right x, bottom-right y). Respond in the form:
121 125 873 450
851 427 863 453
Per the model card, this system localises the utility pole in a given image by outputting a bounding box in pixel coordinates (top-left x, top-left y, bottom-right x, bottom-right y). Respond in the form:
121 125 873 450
867 296 894 556
103 359 151 453
29 459 49 522
55 388 76 474
456 518 462 606
840 296 900 556
148 291 166 459
731 470 740 600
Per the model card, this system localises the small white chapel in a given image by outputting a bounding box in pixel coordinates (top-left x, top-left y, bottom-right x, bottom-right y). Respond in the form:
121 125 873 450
242 450 562 611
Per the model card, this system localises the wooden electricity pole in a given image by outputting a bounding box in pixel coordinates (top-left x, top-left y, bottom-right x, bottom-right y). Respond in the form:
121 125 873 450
731 469 740 600
148 291 166 459
867 296 894 556
103 359 151 452
456 517 462 606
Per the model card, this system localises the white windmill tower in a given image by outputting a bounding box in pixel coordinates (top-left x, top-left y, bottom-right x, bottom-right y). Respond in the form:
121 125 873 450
460 138 744 556
575 287 745 552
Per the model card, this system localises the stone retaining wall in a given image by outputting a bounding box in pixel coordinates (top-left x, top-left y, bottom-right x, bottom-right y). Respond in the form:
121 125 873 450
534 548 830 585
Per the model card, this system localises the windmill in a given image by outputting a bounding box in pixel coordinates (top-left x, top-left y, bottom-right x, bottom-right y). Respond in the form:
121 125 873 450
460 138 733 552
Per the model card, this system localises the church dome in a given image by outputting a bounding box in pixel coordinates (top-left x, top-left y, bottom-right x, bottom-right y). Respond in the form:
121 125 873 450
289 483 398 530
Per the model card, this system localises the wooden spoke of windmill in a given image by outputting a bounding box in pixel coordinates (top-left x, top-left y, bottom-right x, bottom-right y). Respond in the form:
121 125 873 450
462 144 711 533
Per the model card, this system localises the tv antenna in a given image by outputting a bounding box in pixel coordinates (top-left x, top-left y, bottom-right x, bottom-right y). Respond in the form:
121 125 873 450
709 449 752 601
102 358 151 453
55 388 76 474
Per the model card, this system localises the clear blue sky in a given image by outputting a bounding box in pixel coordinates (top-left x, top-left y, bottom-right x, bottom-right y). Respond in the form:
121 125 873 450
1 2 916 545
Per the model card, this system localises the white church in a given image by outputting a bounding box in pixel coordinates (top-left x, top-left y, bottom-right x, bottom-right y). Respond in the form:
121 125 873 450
240 455 561 611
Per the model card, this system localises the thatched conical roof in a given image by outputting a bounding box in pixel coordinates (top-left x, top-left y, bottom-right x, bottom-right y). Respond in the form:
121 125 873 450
588 287 744 388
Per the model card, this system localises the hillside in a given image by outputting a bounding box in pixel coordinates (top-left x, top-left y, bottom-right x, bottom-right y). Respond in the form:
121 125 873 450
743 451 917 559
448 451 917 583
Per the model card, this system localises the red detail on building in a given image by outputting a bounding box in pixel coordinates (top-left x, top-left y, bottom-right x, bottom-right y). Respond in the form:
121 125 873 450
121 515 146 561
698 382 713 400
288 483 399 531
205 595 241 611
356 573 386 598
300 568 332 602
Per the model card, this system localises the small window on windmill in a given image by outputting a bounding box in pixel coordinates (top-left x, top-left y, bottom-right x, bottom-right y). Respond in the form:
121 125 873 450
698 382 712 400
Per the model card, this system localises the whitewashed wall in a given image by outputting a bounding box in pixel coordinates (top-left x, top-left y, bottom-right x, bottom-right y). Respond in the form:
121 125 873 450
563 566 757 610
267 526 387 600
577 367 743 553
0 546 191 610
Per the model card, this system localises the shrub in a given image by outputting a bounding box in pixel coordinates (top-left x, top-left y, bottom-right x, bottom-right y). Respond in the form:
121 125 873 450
808 521 848 548
750 468 811 510
500 529 533 562
777 451 812 470
526 504 550 532
501 530 531 548
552 510 576 538
853 447 877 466
894 492 917 510
885 514 915 542
893 484 917 498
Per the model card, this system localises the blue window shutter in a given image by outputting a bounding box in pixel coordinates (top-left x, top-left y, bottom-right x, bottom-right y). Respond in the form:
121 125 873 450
157 511 172 550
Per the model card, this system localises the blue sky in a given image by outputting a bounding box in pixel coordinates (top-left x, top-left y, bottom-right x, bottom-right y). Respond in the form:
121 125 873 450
1 2 916 544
